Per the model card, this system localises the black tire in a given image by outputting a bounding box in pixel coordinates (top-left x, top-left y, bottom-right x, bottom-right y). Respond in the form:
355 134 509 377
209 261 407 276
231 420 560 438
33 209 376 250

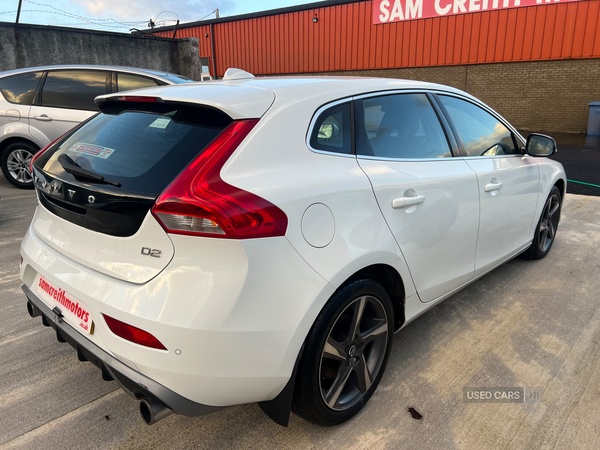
293 279 394 426
521 185 562 260
1 141 39 189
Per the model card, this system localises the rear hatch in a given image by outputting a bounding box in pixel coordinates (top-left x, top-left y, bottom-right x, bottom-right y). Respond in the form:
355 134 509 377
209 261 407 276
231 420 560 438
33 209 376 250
31 96 249 283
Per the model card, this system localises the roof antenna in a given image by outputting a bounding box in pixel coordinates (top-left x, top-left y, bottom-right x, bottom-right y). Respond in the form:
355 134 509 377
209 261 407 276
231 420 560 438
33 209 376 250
223 68 255 81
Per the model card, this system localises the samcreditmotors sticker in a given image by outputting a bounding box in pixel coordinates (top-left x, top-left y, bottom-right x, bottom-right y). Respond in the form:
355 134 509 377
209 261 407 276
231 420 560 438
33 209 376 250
36 275 93 334
69 142 115 159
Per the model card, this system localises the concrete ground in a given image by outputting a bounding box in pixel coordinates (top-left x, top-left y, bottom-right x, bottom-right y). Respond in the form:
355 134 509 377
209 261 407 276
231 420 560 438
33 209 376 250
2 159 600 449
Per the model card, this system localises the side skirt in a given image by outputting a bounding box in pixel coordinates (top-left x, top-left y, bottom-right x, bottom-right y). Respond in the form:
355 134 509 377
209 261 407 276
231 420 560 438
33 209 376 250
398 241 533 332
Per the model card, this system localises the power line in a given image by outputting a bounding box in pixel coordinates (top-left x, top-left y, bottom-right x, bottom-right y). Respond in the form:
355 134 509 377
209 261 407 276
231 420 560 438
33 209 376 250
22 0 149 28
3 1 219 31
24 0 135 25
53 21 149 26
197 10 218 21
0 9 136 29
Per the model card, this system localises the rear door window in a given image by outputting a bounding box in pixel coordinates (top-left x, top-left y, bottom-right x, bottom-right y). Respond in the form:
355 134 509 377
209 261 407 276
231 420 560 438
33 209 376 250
356 93 451 159
0 72 41 105
41 70 108 111
116 73 159 92
35 103 232 195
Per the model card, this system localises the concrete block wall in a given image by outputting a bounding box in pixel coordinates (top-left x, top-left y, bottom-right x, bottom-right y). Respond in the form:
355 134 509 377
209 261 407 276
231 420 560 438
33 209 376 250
0 22 203 80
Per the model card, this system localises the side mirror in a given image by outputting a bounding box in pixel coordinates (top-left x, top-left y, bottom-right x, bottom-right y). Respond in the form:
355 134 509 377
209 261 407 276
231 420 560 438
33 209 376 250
525 133 557 157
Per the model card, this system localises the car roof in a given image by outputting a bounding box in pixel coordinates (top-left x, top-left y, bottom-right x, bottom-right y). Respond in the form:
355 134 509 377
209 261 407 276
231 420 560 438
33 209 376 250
229 76 471 101
96 75 473 119
0 65 187 83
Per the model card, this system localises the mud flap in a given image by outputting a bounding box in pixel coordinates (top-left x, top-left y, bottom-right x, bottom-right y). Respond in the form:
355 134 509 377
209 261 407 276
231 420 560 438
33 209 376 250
258 345 304 427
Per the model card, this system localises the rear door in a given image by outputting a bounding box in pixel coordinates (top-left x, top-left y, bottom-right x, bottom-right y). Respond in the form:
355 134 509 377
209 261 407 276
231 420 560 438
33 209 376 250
31 99 233 283
29 69 108 143
0 71 42 131
356 92 480 303
435 94 539 277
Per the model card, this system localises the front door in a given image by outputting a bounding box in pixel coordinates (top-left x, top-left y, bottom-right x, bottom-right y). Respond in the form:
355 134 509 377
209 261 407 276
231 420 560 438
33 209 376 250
436 94 539 277
356 93 480 303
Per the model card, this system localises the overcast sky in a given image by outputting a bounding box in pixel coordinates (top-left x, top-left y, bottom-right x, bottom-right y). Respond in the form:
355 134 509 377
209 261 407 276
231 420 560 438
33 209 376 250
1 0 315 32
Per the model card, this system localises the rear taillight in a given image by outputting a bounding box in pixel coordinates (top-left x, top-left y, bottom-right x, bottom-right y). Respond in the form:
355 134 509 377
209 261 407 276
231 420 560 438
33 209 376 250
103 314 167 350
151 119 288 239
30 135 63 173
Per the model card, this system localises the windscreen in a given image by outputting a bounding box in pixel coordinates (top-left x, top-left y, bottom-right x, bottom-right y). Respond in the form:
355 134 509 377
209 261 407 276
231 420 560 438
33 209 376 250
35 103 232 196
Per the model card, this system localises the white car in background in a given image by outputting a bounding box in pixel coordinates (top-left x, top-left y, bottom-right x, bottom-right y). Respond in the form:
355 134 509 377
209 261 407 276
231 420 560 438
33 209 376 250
0 65 192 189
20 70 565 427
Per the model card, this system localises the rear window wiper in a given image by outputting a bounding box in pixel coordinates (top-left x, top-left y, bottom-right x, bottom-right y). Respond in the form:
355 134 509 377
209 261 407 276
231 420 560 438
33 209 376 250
58 154 122 187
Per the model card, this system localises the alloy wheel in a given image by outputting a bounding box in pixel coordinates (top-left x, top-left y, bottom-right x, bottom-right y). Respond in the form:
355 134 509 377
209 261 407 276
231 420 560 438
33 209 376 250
319 295 388 411
538 193 560 253
6 148 34 184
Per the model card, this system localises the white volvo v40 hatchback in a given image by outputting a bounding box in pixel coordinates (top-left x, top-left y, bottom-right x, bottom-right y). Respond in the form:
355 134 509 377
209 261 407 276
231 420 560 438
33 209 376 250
20 70 566 427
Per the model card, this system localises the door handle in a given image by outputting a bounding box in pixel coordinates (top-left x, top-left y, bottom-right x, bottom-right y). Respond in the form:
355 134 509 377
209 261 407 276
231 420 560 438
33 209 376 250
484 182 503 192
392 194 425 209
33 115 52 122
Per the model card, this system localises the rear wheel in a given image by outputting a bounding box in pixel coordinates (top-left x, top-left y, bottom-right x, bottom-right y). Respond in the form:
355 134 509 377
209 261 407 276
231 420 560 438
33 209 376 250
293 279 393 426
522 186 562 260
1 141 38 189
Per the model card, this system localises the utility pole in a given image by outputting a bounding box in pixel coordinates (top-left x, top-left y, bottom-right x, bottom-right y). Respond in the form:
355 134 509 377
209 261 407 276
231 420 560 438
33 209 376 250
16 0 23 24
15 0 23 39
215 9 219 19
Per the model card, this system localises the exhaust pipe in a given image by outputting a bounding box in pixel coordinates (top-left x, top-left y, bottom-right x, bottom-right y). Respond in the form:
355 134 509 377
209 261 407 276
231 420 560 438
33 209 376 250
27 301 40 318
139 398 173 425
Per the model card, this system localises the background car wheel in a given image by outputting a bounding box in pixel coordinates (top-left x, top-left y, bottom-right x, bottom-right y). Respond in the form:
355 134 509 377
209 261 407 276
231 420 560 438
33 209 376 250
521 185 562 260
293 279 394 426
1 141 39 189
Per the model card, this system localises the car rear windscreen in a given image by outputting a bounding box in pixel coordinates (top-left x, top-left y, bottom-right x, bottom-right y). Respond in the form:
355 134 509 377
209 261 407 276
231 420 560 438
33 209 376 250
36 103 233 196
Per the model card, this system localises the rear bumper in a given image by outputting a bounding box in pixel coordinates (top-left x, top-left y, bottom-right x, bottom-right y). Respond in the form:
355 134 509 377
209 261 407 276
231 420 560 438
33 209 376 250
22 284 220 418
20 217 335 406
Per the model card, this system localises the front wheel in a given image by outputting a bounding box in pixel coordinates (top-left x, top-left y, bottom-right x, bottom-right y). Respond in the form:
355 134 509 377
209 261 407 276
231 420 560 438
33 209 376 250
1 141 39 189
293 279 394 426
522 185 562 260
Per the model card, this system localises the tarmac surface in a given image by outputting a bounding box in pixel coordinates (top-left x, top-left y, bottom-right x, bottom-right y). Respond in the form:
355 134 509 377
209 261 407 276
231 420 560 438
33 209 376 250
1 137 600 449
550 133 600 196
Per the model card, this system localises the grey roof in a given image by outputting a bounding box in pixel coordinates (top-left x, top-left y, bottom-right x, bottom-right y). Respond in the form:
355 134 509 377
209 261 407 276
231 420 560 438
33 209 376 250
0 65 189 83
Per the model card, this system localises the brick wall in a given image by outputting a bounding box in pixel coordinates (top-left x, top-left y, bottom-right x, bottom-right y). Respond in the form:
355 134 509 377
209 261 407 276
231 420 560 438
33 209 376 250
296 59 600 134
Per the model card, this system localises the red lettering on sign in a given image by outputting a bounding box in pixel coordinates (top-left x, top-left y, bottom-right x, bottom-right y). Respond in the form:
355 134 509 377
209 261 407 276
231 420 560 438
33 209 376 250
373 0 584 24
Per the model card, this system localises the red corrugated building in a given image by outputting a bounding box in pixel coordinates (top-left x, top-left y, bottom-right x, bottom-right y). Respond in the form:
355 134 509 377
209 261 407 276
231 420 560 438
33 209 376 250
150 0 600 133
